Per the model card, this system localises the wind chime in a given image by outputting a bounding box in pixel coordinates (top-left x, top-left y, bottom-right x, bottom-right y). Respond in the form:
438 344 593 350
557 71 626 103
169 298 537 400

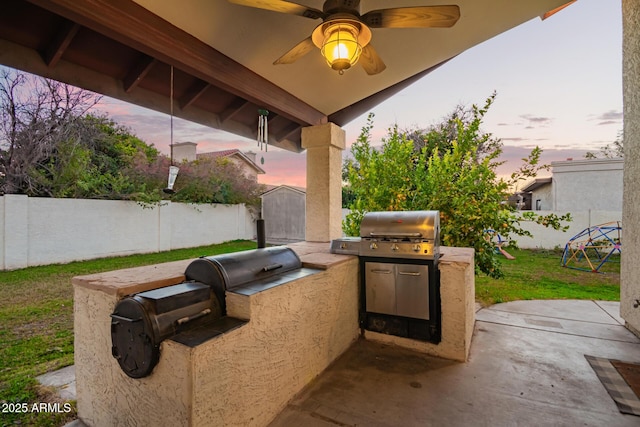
257 109 269 165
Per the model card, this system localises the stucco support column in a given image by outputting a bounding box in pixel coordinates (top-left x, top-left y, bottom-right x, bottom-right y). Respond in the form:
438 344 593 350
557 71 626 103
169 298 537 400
621 0 640 336
302 123 345 242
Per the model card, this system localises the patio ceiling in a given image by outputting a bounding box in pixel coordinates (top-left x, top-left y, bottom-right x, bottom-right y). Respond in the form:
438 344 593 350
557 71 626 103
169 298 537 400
0 0 573 152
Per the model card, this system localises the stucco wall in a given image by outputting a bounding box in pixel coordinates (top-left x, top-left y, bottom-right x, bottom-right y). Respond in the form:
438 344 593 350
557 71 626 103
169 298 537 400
551 159 623 211
0 195 255 270
622 0 640 335
513 210 622 249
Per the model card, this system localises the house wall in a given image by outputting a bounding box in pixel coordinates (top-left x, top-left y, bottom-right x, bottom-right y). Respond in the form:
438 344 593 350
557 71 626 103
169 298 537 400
531 183 553 211
261 187 305 243
551 158 623 211
0 195 255 270
621 0 640 336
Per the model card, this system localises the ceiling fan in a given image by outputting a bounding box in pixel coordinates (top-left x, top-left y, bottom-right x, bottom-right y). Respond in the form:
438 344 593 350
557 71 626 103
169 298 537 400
228 0 460 75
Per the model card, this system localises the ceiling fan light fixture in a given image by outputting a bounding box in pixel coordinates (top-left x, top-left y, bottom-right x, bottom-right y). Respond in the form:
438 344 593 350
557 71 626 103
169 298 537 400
313 19 372 74
322 22 361 72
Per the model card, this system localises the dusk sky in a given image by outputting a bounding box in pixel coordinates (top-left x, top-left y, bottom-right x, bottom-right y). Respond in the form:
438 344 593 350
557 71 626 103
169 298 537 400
96 0 622 188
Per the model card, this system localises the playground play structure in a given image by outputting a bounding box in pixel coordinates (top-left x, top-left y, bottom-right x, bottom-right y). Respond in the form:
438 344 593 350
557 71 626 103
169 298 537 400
486 229 515 260
561 221 622 273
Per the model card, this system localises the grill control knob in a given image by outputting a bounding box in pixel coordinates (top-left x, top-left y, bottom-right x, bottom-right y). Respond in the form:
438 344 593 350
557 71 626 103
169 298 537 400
340 243 348 249
413 244 421 252
391 243 399 251
370 242 378 250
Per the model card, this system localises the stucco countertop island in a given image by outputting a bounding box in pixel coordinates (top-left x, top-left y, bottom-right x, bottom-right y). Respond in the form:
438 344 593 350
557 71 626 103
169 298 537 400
71 242 474 427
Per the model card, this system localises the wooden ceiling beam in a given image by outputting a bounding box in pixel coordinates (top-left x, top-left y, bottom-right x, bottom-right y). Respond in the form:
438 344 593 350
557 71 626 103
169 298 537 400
122 54 157 93
276 123 302 143
179 80 210 110
220 99 254 124
43 20 79 68
268 115 302 142
26 0 328 128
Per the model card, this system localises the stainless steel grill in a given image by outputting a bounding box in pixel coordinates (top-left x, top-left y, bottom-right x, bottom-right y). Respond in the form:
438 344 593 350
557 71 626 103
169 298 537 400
110 246 317 378
331 210 441 343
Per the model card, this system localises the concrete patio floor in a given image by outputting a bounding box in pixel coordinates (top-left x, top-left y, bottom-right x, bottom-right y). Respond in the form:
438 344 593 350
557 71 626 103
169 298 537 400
58 299 640 426
269 300 640 427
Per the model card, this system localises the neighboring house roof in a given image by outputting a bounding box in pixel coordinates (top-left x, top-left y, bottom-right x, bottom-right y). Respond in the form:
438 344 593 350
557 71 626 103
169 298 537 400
521 177 552 193
261 185 306 196
197 149 265 175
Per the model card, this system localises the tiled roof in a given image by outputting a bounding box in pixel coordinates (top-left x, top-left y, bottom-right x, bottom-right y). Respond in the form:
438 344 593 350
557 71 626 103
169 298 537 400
196 148 240 159
196 149 265 174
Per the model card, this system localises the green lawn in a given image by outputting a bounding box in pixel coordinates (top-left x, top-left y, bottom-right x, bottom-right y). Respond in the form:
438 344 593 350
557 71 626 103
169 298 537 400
0 239 256 427
475 248 620 306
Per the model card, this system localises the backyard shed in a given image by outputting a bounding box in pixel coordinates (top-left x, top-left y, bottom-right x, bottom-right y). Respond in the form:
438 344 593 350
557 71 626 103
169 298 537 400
261 185 306 244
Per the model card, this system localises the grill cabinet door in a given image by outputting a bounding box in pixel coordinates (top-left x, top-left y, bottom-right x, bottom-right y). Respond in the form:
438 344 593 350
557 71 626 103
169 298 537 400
365 262 396 316
396 264 430 320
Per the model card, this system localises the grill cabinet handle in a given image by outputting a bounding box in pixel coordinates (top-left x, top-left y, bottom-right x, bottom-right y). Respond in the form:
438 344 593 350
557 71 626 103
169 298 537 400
398 271 421 276
263 263 283 272
370 269 392 274
369 232 422 238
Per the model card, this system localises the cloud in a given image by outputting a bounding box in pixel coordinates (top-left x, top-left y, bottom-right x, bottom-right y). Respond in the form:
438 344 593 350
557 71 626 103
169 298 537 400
598 120 618 126
497 123 510 126
500 137 526 142
519 114 553 127
520 115 552 123
497 144 592 178
594 110 623 121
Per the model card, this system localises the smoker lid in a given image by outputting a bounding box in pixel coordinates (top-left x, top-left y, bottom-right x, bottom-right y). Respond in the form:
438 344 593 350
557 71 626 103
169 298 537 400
186 246 302 289
360 210 440 239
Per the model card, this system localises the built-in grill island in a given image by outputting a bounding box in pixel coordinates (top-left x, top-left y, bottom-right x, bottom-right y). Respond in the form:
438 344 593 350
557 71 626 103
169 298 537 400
331 210 441 343
75 235 474 425
110 246 317 378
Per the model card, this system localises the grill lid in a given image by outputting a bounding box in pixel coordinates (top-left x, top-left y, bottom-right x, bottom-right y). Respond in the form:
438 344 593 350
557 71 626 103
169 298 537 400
360 210 440 241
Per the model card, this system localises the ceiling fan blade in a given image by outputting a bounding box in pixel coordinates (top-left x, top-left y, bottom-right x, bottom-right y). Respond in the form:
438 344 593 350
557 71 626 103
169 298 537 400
362 5 460 28
359 44 386 75
274 37 315 65
228 0 325 20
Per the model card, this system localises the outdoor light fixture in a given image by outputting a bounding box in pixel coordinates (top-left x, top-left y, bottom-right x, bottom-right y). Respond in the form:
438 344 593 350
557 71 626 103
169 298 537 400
312 19 371 74
164 165 179 194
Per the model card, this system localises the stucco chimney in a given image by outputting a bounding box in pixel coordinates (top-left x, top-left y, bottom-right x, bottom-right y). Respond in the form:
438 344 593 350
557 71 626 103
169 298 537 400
171 142 197 162
244 151 257 163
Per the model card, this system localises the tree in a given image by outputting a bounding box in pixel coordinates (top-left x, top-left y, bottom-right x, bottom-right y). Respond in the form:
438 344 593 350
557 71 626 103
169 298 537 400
585 130 623 159
0 69 264 206
29 114 159 199
0 68 102 195
343 95 570 278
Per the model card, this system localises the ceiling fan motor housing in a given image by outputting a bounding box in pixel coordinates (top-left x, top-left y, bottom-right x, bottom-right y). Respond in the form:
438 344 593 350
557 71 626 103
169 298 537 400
323 0 361 15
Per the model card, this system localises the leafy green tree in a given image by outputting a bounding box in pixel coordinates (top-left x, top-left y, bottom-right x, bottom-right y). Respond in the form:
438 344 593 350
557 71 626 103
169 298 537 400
30 114 157 199
126 154 264 207
0 68 101 194
343 95 571 277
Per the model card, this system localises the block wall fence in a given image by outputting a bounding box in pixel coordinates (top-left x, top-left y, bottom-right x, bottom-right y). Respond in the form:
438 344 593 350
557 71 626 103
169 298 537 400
0 195 256 270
